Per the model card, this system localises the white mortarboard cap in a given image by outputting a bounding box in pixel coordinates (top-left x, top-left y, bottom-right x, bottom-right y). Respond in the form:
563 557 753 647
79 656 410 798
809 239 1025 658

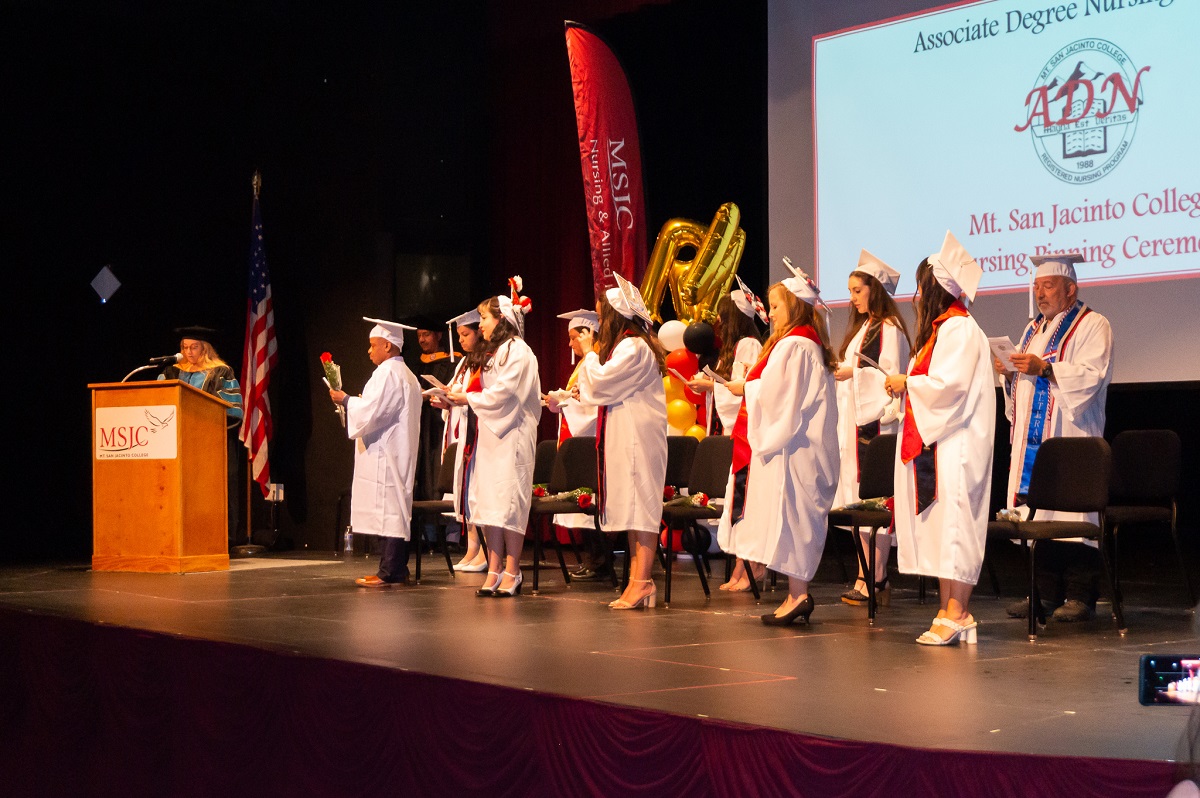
731 275 768 323
445 309 482 361
606 272 654 326
928 230 982 302
781 257 829 309
556 309 599 331
1029 252 1083 283
855 249 901 296
497 275 532 337
363 316 415 351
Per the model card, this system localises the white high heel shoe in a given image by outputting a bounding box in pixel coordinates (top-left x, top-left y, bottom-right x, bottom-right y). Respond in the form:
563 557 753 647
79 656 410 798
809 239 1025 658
610 579 657 610
916 615 978 646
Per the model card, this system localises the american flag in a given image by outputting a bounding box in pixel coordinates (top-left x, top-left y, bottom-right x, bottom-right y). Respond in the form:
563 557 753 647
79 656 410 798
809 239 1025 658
239 175 278 495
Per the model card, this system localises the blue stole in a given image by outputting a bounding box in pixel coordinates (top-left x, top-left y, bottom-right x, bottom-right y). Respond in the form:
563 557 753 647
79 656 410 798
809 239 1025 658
1013 301 1089 499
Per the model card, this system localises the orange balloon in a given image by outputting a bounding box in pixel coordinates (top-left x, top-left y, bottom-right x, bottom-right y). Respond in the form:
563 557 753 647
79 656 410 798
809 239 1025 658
664 375 686 403
666 398 698 430
684 424 706 441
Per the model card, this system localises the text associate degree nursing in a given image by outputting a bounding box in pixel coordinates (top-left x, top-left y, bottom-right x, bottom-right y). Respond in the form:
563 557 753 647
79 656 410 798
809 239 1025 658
912 17 999 53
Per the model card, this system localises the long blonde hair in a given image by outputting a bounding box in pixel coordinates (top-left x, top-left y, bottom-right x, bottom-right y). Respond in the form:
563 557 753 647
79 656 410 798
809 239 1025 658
763 285 837 372
179 339 228 372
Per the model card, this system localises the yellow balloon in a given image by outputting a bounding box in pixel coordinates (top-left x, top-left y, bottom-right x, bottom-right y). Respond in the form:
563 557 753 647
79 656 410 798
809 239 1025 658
664 375 686 403
666 399 697 431
684 424 706 441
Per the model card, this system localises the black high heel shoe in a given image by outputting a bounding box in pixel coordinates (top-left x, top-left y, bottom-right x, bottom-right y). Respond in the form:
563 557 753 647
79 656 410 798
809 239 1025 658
761 595 814 626
476 571 501 597
493 571 522 598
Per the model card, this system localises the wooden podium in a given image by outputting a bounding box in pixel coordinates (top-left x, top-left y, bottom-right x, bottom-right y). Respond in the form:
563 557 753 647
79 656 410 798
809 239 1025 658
90 380 231 573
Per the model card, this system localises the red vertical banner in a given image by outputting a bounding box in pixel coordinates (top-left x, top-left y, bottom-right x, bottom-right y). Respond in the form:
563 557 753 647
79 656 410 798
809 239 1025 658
565 22 647 296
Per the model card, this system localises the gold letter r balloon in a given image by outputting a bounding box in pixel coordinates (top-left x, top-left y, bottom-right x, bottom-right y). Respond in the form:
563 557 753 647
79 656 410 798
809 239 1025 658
639 202 745 324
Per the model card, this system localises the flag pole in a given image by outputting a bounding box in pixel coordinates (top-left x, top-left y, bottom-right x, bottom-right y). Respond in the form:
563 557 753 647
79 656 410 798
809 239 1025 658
233 170 268 558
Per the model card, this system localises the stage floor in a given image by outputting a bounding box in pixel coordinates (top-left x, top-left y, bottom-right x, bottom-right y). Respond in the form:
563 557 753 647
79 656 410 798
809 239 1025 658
1 541 1196 764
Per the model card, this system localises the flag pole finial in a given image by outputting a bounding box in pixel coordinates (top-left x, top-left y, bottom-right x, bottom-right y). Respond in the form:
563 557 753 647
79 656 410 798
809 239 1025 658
252 171 262 199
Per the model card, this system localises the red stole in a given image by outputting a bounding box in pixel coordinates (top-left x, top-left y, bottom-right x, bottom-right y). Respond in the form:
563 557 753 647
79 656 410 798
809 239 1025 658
900 300 968 463
729 325 822 523
900 300 969 514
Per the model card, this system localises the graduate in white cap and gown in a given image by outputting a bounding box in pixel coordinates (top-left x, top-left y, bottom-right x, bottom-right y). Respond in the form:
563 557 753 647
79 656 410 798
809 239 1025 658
432 308 488 572
329 317 422 586
832 249 911 607
574 273 669 610
996 252 1113 622
684 276 767 591
446 278 541 597
884 231 995 644
717 261 840 625
546 309 611 580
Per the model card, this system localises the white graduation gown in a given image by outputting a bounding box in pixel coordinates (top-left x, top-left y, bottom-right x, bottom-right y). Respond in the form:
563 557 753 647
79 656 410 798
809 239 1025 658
716 336 840 582
833 319 909 508
713 336 763 434
551 360 599 529
441 358 473 451
893 315 996 584
576 339 668 535
455 338 541 534
1003 307 1112 526
345 356 422 539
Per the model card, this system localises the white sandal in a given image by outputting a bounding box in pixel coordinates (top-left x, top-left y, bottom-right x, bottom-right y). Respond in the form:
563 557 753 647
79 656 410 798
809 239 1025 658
916 615 978 646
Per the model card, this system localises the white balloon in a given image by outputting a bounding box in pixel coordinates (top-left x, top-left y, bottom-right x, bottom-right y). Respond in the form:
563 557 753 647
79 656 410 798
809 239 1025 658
658 320 686 352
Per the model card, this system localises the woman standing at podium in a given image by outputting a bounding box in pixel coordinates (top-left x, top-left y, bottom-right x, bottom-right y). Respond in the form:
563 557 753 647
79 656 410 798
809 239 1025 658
158 325 244 548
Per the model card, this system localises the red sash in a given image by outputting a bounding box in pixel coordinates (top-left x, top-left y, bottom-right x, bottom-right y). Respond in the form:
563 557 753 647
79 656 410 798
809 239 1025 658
900 300 969 514
900 301 968 463
729 325 822 523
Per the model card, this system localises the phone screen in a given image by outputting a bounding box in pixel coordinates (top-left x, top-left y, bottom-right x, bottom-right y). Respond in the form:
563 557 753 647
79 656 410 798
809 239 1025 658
1139 655 1200 706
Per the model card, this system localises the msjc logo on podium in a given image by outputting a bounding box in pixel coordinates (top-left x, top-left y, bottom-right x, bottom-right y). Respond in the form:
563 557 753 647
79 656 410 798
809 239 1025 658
1014 39 1149 184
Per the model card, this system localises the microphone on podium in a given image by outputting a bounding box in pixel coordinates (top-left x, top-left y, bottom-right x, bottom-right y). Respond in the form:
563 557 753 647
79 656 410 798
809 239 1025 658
148 353 184 366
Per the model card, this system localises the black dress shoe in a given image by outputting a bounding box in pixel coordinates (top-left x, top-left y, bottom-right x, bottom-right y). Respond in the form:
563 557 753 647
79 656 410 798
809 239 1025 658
761 595 814 626
1052 599 1095 622
571 567 609 582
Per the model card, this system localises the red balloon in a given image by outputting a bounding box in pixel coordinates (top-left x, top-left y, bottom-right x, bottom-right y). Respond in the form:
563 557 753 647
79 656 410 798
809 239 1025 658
665 347 699 380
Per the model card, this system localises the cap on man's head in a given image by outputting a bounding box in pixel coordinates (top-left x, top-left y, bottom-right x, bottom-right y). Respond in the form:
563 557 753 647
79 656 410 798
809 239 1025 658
855 249 901 296
928 230 982 302
556 309 599 331
1029 252 1084 283
363 317 416 351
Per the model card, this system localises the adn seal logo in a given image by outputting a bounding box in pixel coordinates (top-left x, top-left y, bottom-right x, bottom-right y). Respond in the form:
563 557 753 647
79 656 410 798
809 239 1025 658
1014 39 1149 185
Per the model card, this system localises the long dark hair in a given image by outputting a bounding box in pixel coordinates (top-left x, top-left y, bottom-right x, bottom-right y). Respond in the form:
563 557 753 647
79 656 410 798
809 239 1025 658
714 293 762 379
596 294 667 374
456 323 487 376
476 297 520 372
912 259 958 353
763 285 837 373
837 271 912 359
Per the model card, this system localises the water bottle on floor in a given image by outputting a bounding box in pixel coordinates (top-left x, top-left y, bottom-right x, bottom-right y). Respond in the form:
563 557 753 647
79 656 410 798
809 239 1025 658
343 527 354 557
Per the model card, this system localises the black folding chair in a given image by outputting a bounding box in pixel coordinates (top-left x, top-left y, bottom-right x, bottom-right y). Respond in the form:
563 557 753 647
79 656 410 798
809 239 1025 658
826 434 896 624
654 435 698 572
410 442 458 583
528 436 601 593
987 436 1117 641
661 436 734 606
526 440 575 594
1106 429 1193 606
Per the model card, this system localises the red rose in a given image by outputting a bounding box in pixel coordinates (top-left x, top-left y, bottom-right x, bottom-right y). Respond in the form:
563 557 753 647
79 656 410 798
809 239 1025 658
694 493 709 507
533 486 547 497
885 497 895 513
577 493 593 509
663 486 676 501
320 352 333 363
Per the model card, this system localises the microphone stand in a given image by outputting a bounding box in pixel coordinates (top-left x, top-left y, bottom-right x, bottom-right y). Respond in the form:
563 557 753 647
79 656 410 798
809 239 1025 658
121 364 160 382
